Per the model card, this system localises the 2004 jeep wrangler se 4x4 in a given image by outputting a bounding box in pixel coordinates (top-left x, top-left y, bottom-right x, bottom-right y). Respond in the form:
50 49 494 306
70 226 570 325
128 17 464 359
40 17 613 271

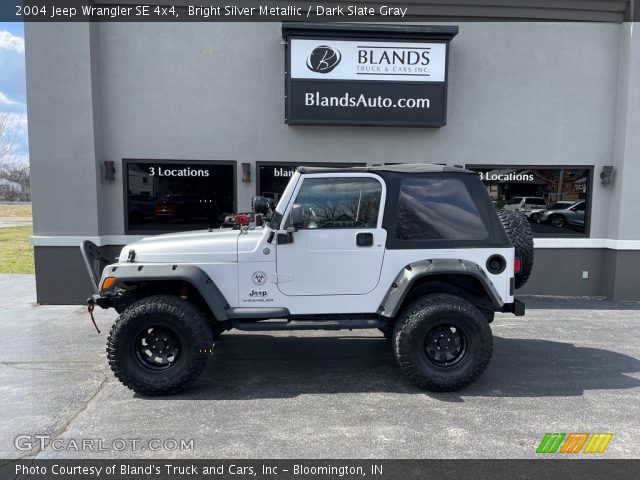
82 164 533 395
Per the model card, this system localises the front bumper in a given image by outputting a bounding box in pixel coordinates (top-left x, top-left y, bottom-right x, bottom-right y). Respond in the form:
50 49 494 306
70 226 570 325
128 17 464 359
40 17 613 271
90 293 112 309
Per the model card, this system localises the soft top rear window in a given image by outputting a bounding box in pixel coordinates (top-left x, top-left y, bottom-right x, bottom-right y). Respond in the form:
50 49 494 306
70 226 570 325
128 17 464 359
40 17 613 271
396 177 489 241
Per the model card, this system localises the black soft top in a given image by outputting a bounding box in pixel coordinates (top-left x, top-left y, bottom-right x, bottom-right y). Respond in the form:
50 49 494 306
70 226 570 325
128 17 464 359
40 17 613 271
296 164 475 175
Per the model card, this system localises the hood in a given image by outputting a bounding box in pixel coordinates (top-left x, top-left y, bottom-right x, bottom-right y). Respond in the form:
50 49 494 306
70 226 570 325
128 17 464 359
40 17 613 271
119 229 242 264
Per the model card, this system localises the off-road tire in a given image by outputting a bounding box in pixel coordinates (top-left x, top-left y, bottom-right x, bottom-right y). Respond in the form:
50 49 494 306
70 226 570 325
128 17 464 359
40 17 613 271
107 295 213 396
497 209 534 289
393 294 493 391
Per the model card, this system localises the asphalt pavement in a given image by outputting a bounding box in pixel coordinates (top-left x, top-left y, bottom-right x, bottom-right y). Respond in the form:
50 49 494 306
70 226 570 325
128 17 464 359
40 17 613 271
0 274 638 459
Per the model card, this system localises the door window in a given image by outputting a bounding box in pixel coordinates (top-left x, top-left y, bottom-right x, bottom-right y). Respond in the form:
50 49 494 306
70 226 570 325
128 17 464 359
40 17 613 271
292 177 382 229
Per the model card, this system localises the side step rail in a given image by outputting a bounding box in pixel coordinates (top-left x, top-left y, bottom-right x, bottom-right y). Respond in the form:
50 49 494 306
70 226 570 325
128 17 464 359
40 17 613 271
231 318 389 332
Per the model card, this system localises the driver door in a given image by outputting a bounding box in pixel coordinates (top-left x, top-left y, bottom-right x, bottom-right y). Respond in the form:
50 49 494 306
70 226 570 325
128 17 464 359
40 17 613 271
276 174 386 296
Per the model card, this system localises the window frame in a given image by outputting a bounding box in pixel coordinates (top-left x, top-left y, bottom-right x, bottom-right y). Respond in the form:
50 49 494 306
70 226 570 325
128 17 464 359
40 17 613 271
279 173 387 231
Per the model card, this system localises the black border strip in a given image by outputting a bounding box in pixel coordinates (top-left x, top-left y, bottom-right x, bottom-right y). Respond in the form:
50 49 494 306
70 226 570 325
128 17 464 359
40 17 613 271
4 1 634 22
3 459 636 480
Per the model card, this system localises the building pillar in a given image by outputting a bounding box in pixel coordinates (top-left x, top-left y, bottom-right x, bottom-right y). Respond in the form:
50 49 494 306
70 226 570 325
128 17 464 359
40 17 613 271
25 23 103 303
604 22 640 300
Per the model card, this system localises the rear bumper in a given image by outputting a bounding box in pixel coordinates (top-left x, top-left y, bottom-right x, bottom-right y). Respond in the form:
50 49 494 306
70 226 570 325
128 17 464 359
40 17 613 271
502 298 526 316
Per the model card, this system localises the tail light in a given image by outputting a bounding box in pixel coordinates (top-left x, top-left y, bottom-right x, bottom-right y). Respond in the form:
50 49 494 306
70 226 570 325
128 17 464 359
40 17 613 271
514 258 522 274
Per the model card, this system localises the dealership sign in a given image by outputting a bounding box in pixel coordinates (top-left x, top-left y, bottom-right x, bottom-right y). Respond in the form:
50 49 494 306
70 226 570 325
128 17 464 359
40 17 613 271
283 24 458 127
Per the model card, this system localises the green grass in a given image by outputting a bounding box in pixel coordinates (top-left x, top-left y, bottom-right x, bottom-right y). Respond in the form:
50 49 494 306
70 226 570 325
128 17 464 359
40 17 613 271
0 203 32 218
0 226 34 273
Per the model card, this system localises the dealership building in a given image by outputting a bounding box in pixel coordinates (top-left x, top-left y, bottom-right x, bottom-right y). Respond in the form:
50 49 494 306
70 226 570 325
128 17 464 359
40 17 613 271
24 2 640 303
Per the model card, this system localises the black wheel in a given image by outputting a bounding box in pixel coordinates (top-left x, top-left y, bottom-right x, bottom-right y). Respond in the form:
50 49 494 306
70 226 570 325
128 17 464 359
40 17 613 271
107 295 213 396
393 294 493 391
497 209 534 289
550 214 565 228
530 213 540 224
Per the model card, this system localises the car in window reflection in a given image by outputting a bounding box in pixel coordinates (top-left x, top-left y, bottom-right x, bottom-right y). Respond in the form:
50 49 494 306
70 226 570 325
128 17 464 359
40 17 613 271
128 194 156 224
534 200 586 230
503 196 548 218
154 194 220 223
530 201 574 224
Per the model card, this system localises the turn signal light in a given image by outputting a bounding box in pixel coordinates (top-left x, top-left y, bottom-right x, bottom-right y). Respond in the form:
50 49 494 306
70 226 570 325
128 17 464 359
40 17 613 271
101 276 117 290
514 258 522 274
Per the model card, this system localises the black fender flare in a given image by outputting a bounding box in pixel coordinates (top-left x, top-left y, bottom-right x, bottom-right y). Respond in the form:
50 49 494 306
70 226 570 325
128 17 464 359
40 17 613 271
99 263 231 321
378 259 504 318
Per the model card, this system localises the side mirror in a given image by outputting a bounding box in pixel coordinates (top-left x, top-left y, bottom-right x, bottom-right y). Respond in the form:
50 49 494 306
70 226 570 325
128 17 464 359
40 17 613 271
291 204 304 228
252 196 270 215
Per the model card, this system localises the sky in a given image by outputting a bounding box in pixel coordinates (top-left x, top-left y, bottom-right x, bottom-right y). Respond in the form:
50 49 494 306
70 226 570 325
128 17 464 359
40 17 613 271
0 22 28 165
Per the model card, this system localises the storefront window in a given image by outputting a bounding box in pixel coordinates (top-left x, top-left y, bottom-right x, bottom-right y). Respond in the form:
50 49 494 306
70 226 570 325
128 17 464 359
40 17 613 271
124 160 235 233
257 162 365 208
467 166 592 236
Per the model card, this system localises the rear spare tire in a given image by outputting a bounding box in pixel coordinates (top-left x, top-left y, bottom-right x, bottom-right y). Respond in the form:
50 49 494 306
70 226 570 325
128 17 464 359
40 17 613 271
107 295 213 396
497 209 534 289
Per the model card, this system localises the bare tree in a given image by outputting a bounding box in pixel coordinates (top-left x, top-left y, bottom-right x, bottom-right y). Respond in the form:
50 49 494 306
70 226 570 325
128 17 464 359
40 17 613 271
0 112 30 198
0 112 14 162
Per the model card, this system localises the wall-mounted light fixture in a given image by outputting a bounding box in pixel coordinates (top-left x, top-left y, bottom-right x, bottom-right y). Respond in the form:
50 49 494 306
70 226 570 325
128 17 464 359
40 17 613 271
241 163 251 183
104 160 116 181
600 165 614 186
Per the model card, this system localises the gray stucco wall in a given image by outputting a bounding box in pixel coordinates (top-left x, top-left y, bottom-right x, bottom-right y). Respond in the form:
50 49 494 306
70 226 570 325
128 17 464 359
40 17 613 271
25 23 102 238
518 249 606 297
24 21 640 302
26 22 624 235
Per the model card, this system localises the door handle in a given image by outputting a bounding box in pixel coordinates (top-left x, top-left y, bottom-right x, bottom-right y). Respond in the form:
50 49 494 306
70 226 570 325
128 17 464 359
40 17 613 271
356 232 374 247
